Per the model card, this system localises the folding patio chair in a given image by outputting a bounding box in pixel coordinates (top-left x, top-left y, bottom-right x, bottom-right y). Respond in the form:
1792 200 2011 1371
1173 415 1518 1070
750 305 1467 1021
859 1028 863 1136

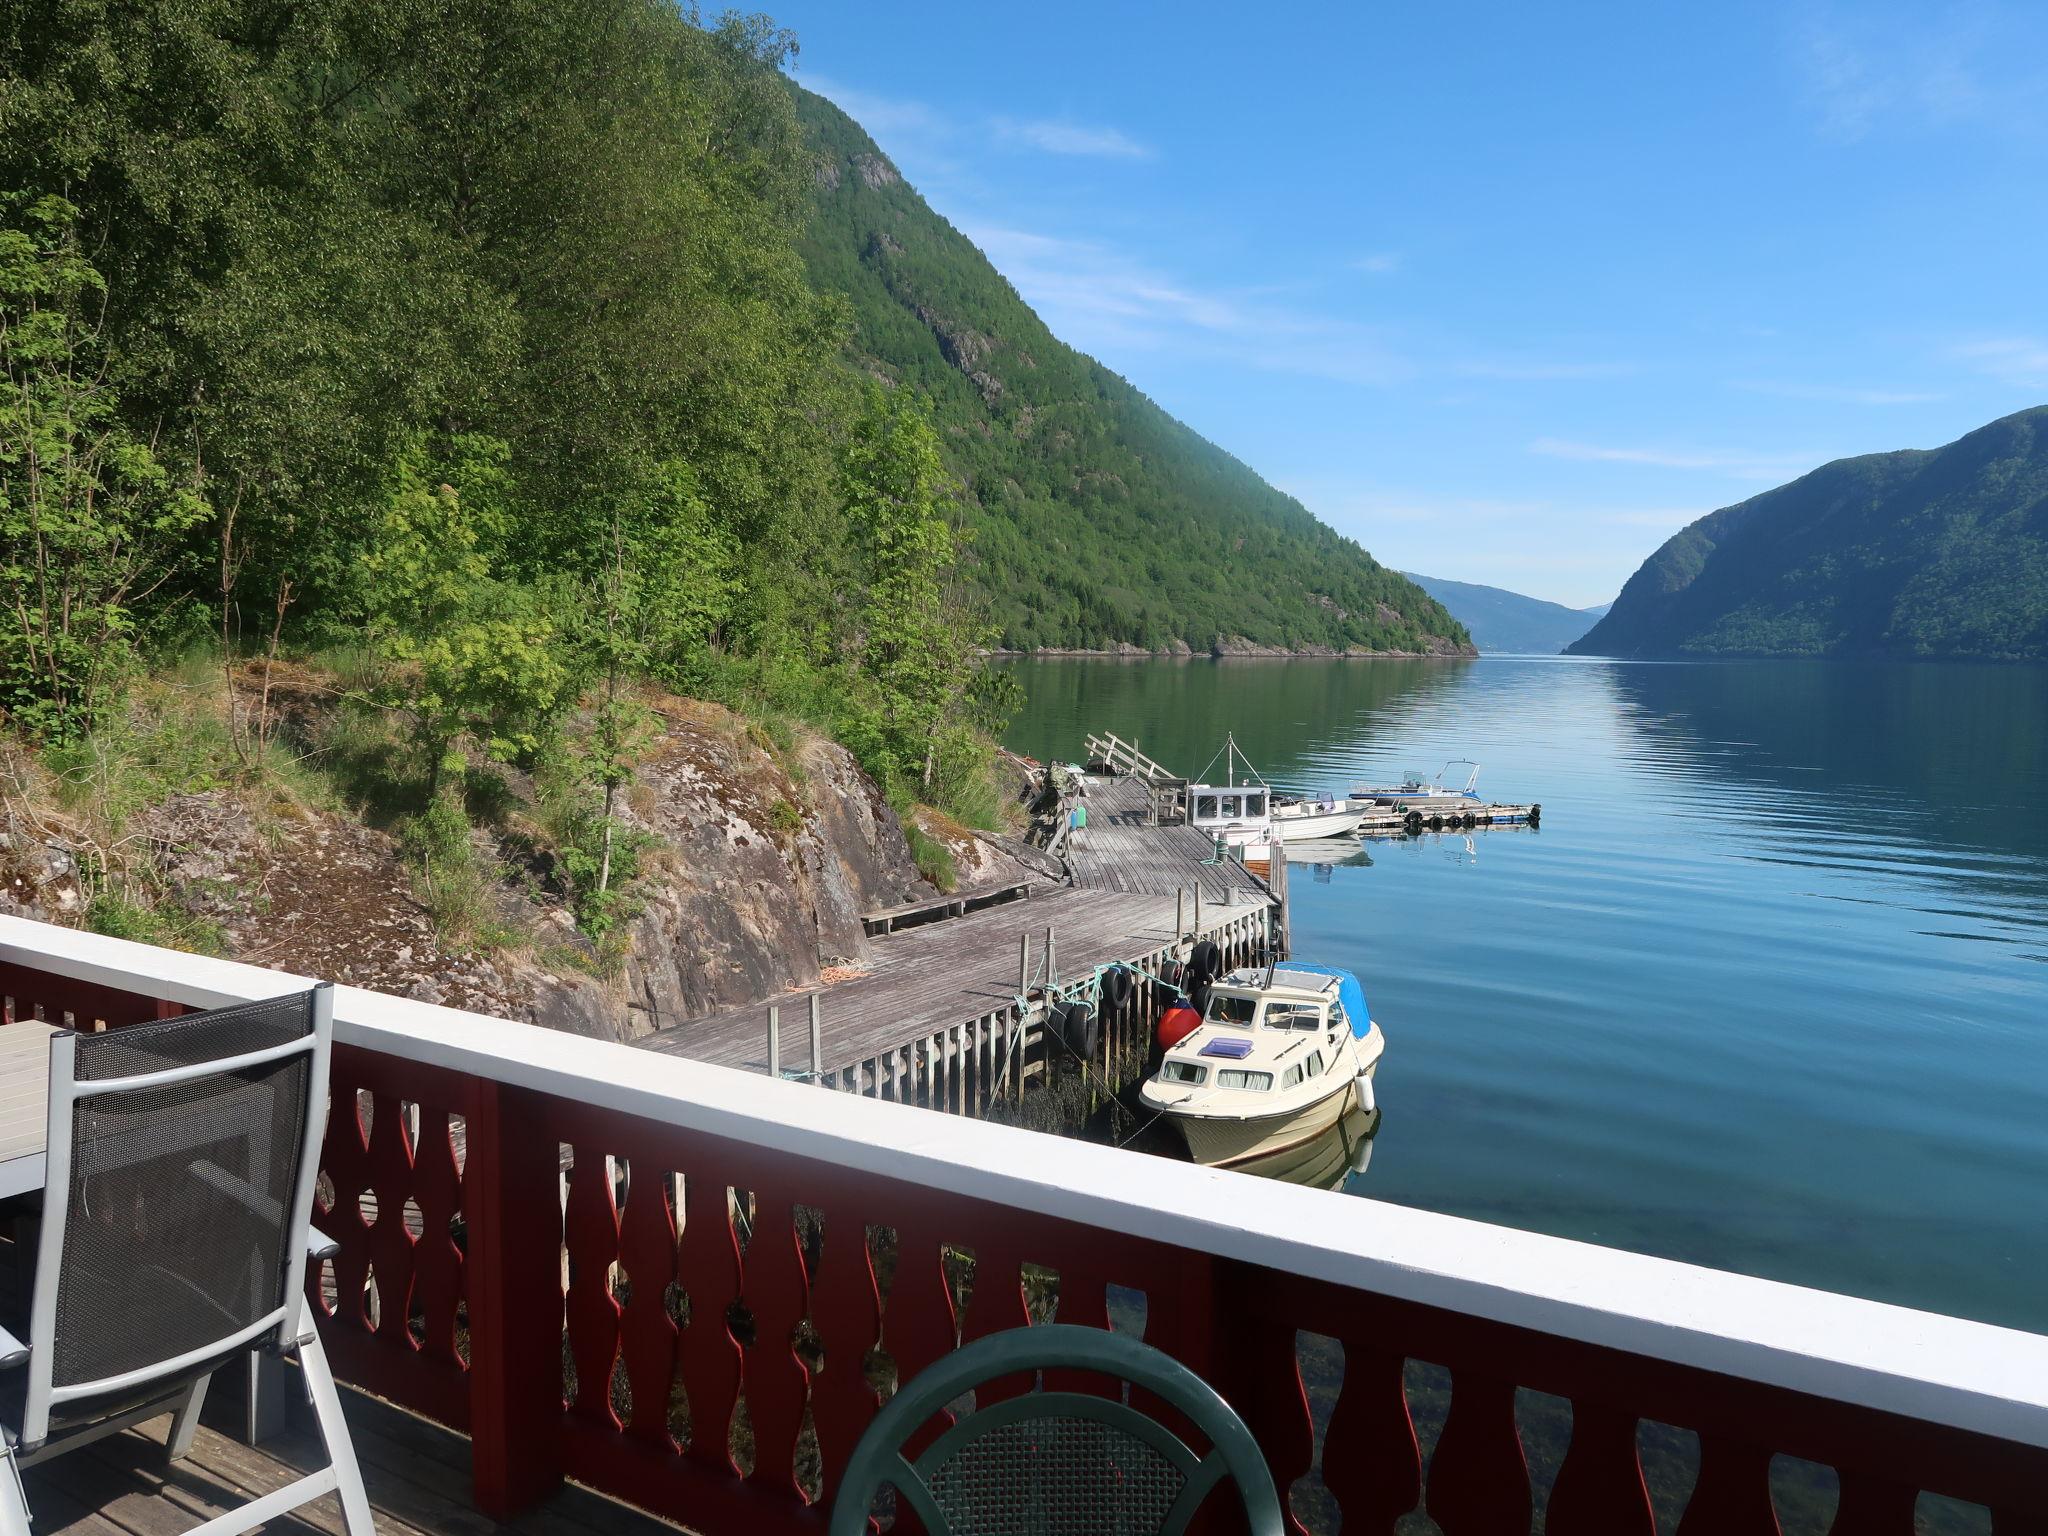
0 984 372 1536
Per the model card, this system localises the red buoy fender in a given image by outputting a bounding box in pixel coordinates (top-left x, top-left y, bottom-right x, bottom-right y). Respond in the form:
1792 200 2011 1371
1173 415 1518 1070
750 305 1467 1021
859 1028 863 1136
1158 1002 1202 1051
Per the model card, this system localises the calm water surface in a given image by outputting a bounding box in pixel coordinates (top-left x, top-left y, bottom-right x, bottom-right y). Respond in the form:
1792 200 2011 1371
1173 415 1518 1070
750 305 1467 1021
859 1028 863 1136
1002 657 2048 1333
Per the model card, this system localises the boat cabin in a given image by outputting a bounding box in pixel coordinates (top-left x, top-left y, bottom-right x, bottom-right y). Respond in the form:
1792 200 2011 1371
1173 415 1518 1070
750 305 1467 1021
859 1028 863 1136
1186 783 1271 845
1154 970 1355 1098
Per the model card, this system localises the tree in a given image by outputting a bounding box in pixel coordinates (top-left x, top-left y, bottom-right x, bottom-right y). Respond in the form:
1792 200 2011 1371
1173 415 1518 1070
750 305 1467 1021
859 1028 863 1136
356 435 568 790
841 386 983 794
0 196 205 738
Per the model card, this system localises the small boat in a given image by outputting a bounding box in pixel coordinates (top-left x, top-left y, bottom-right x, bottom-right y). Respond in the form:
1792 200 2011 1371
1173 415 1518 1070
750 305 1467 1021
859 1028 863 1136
1188 735 1362 846
1269 791 1367 842
1353 758 1482 808
1186 734 1275 859
1138 963 1386 1169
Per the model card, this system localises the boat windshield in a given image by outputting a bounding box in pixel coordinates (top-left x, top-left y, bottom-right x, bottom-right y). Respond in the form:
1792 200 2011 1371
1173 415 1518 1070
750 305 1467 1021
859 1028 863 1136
1194 793 1220 820
1263 1002 1324 1031
1207 993 1259 1026
1216 1068 1273 1091
1160 1060 1207 1085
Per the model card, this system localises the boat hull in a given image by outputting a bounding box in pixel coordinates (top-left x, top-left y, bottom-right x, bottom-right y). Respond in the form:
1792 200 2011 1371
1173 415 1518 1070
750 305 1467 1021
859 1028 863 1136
1170 1075 1364 1168
1271 804 1367 841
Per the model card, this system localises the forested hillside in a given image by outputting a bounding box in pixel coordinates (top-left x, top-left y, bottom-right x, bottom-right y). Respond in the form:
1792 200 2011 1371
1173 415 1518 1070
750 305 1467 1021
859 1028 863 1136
1403 573 1605 653
0 2 1008 955
793 88 1470 656
1573 408 2048 660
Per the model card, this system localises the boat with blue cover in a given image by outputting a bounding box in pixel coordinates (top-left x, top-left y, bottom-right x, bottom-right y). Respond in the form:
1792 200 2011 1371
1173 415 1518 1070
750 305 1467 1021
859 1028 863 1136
1138 962 1386 1168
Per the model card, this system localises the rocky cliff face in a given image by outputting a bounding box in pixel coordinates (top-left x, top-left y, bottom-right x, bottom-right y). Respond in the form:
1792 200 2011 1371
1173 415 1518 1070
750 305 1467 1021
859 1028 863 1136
537 705 930 1039
1 700 942 1042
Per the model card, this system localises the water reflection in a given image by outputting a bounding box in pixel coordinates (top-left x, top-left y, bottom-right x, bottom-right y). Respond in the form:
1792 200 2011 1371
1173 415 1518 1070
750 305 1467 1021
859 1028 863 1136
1231 1104 1381 1190
1006 656 2048 1331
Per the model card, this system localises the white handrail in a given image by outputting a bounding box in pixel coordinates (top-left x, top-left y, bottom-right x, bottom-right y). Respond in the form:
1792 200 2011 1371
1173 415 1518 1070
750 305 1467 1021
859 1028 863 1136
4 912 2047 1451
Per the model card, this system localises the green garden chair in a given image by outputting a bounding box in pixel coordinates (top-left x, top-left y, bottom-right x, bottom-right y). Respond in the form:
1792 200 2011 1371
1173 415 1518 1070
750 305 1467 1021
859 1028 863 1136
830 1322 1285 1536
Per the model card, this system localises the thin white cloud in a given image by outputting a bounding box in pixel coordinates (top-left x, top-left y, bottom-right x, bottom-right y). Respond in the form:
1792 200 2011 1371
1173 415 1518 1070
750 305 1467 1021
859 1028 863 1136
1790 8 2048 144
959 223 1413 386
1798 21 1888 142
1951 337 2048 389
994 117 1154 160
1531 438 1813 480
1735 380 1942 405
1605 508 1711 529
1350 253 1402 275
800 73 946 144
1454 359 1637 382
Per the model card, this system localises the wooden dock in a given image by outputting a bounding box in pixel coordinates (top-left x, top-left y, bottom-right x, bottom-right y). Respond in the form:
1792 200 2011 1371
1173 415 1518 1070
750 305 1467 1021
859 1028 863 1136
635 749 1288 1115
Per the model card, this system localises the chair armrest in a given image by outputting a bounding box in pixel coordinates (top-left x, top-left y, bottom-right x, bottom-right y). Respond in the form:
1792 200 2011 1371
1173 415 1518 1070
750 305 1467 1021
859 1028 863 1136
308 1225 339 1262
0 1322 27 1371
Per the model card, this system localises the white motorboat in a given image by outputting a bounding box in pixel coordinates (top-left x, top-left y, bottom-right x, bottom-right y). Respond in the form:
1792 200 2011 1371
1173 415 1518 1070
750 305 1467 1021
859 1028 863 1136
1188 735 1364 847
1353 758 1482 808
1139 963 1386 1168
1269 792 1367 841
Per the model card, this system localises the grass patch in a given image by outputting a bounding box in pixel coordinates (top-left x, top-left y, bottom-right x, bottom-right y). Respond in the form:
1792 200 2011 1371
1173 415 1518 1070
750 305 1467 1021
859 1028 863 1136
399 795 516 952
906 825 956 892
85 892 225 956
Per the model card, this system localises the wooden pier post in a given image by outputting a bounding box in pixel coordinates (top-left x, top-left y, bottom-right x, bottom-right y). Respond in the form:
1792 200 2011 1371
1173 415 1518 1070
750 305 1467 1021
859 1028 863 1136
767 1005 780 1079
1019 932 1030 996
1175 888 1185 945
1192 889 1202 946
809 994 822 1083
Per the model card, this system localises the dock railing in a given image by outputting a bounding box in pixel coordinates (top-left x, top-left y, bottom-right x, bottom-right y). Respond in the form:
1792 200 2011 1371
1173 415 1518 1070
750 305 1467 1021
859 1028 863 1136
1085 731 1177 783
3 912 2047 1534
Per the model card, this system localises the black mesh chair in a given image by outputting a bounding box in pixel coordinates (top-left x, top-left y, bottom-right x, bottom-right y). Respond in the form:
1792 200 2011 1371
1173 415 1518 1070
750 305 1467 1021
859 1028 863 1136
0 985 371 1536
830 1323 1285 1535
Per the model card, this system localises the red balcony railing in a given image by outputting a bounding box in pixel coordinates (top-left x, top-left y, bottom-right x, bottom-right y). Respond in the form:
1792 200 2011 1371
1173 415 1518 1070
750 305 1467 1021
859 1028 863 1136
4 914 2047 1536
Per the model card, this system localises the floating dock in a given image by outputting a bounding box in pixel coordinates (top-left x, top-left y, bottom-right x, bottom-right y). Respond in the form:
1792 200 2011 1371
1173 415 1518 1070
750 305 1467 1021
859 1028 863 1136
1356 800 1540 836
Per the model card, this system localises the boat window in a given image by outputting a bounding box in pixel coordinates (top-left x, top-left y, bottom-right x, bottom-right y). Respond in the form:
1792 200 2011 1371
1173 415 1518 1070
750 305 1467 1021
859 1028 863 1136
1195 794 1220 820
1218 793 1240 818
1307 1050 1326 1077
1329 1002 1347 1033
1282 1064 1304 1088
1216 1069 1273 1091
1160 1060 1207 1085
1245 791 1266 816
1208 994 1258 1026
1263 1002 1324 1031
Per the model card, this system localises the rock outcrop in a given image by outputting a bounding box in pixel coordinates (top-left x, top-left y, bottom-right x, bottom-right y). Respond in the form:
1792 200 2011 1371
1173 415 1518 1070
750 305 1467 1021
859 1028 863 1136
2 699 944 1045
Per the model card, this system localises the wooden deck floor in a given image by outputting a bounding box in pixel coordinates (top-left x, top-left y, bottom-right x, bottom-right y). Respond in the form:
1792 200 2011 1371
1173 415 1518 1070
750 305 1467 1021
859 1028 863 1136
637 772 1277 1077
1064 777 1271 902
24 1386 682 1536
640 884 1220 1072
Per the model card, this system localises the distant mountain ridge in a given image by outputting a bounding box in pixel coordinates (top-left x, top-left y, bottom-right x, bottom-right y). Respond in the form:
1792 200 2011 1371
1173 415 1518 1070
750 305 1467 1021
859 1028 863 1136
1404 573 1608 654
1572 407 2048 661
792 85 1472 658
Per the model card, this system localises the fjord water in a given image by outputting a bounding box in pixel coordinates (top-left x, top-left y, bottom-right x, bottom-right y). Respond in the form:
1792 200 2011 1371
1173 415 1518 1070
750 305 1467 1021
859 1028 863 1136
1002 657 2048 1333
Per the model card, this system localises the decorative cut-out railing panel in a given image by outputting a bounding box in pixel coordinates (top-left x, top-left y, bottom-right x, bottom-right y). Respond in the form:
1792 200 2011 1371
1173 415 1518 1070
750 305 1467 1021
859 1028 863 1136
1 921 2044 1536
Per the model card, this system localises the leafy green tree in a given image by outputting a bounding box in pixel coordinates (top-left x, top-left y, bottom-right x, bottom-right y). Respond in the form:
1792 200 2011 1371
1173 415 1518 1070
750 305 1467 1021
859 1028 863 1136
357 436 568 789
842 386 987 793
0 195 205 738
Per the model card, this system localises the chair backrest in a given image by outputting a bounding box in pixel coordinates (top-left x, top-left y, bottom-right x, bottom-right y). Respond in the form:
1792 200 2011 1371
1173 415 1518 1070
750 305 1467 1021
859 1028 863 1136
830 1323 1285 1536
21 985 332 1447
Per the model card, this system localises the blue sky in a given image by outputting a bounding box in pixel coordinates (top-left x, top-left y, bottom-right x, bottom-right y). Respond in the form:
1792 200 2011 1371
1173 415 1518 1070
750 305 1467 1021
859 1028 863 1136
772 1 2048 607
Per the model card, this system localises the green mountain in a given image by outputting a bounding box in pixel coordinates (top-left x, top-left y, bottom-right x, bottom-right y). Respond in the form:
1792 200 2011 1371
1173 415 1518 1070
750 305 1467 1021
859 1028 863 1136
1403 573 1607 654
792 87 1471 658
1572 408 2048 660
